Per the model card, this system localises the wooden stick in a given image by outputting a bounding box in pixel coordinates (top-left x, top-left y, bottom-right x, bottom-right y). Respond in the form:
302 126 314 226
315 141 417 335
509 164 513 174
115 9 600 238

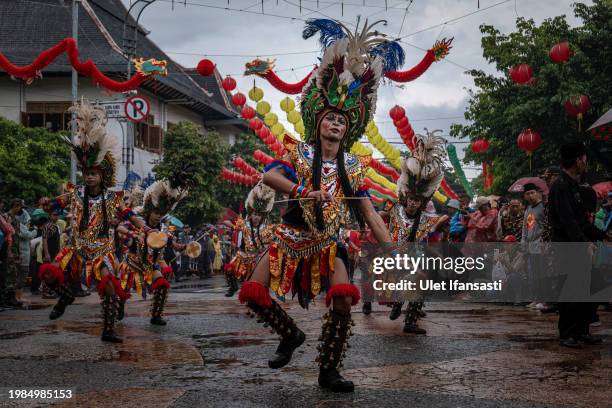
273 197 369 204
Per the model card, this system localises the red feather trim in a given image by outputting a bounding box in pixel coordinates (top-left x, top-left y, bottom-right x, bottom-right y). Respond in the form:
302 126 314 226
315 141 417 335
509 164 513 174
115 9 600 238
384 50 435 83
151 277 171 291
0 38 148 92
264 69 314 95
239 281 272 308
98 274 131 300
161 266 173 276
325 283 361 307
38 263 64 286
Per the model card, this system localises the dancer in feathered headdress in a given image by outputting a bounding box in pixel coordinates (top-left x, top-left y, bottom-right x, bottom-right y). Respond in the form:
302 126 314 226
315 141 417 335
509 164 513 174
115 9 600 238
225 183 276 297
37 98 145 343
238 18 397 393
386 129 450 334
118 169 197 326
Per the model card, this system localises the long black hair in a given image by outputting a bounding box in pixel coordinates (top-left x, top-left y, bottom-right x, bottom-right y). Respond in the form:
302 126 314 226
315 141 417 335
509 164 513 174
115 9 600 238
311 132 365 232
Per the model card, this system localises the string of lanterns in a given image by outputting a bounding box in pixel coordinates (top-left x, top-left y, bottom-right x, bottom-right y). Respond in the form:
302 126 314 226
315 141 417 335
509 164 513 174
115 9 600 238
364 122 401 169
280 97 305 139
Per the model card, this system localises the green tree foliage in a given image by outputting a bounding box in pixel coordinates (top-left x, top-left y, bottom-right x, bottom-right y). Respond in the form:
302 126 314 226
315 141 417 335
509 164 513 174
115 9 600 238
154 122 278 226
0 117 69 204
451 1 611 194
153 122 228 226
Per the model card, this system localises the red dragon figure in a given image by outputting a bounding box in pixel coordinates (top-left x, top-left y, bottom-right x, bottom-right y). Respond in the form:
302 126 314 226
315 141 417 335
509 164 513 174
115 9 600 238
244 38 453 95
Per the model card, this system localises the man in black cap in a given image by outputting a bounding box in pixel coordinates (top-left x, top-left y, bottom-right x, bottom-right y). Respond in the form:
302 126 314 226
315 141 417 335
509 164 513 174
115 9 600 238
548 142 608 348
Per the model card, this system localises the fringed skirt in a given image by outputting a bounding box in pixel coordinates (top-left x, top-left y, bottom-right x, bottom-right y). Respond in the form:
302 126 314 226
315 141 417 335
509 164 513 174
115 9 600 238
118 253 156 296
54 240 119 287
268 224 348 308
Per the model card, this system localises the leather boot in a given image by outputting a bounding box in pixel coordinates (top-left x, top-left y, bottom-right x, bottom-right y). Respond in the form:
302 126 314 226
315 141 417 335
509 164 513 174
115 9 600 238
117 299 126 321
101 295 122 343
4 290 23 308
403 301 426 334
389 302 403 320
49 285 75 320
362 302 372 315
150 284 169 326
224 273 237 297
246 299 305 369
316 310 355 392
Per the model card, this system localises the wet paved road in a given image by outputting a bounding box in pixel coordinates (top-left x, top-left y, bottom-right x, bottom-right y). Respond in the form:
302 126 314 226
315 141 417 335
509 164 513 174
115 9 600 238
0 274 610 408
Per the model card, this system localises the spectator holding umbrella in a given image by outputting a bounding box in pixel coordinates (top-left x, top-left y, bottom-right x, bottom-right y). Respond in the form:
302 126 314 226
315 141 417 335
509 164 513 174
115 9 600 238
465 197 498 243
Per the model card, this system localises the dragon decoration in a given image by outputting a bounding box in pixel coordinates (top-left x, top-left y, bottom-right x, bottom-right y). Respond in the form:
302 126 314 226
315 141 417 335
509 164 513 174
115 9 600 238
243 19 452 94
0 38 167 91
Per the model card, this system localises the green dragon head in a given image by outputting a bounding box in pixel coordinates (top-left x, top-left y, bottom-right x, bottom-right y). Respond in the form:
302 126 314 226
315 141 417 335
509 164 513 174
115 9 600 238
244 58 275 77
133 58 168 77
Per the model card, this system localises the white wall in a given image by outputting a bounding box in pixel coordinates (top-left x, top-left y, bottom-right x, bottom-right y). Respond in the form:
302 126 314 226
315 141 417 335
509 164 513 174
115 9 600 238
0 76 240 187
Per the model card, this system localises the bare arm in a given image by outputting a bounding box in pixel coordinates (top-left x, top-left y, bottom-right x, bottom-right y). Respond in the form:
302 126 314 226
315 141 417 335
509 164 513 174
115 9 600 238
262 167 296 195
359 198 392 244
117 198 145 229
263 167 332 203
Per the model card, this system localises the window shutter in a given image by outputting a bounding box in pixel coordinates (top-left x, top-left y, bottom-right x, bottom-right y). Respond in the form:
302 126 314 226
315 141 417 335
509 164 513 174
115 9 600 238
148 125 163 153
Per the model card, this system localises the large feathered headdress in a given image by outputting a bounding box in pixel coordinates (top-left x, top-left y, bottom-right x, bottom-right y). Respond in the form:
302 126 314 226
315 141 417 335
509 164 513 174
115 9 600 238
397 129 447 203
300 18 405 147
65 98 120 188
245 182 275 215
142 163 196 216
142 180 187 217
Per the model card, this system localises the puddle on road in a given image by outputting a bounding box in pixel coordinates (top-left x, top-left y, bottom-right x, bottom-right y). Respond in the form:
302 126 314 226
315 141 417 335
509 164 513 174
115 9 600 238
192 332 267 349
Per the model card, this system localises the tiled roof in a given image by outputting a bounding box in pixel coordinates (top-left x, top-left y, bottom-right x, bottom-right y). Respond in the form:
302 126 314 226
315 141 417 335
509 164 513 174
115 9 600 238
0 0 240 121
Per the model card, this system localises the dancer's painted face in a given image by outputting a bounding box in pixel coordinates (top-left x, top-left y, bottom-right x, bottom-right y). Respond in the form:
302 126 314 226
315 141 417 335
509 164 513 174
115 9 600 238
84 168 102 189
319 111 347 143
403 195 422 215
250 213 262 226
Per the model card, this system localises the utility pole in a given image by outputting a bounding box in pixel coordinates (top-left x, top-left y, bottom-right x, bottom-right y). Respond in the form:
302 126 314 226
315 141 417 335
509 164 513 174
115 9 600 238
122 0 157 177
70 0 80 183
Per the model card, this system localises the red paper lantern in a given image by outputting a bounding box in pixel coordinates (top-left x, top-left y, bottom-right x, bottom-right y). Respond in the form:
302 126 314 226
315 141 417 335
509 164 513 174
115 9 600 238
259 127 270 138
398 124 412 135
471 139 490 154
395 117 409 129
222 76 237 91
509 64 533 85
549 42 570 63
232 92 246 107
389 105 405 121
249 118 263 131
241 106 256 119
196 59 215 76
517 128 541 155
564 95 591 118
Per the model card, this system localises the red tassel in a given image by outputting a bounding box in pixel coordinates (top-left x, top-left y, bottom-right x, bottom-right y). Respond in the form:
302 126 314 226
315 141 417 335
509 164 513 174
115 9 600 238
151 277 170 291
0 38 149 92
239 281 272 308
98 274 131 300
38 263 64 286
384 50 435 83
161 266 173 276
264 69 314 94
325 283 361 307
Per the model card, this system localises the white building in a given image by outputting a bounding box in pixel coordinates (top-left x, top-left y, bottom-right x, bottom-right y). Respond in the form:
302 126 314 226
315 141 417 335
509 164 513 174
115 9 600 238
0 0 246 186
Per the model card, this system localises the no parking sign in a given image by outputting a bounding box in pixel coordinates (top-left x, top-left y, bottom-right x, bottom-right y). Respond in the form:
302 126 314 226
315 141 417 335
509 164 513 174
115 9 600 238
124 95 150 123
